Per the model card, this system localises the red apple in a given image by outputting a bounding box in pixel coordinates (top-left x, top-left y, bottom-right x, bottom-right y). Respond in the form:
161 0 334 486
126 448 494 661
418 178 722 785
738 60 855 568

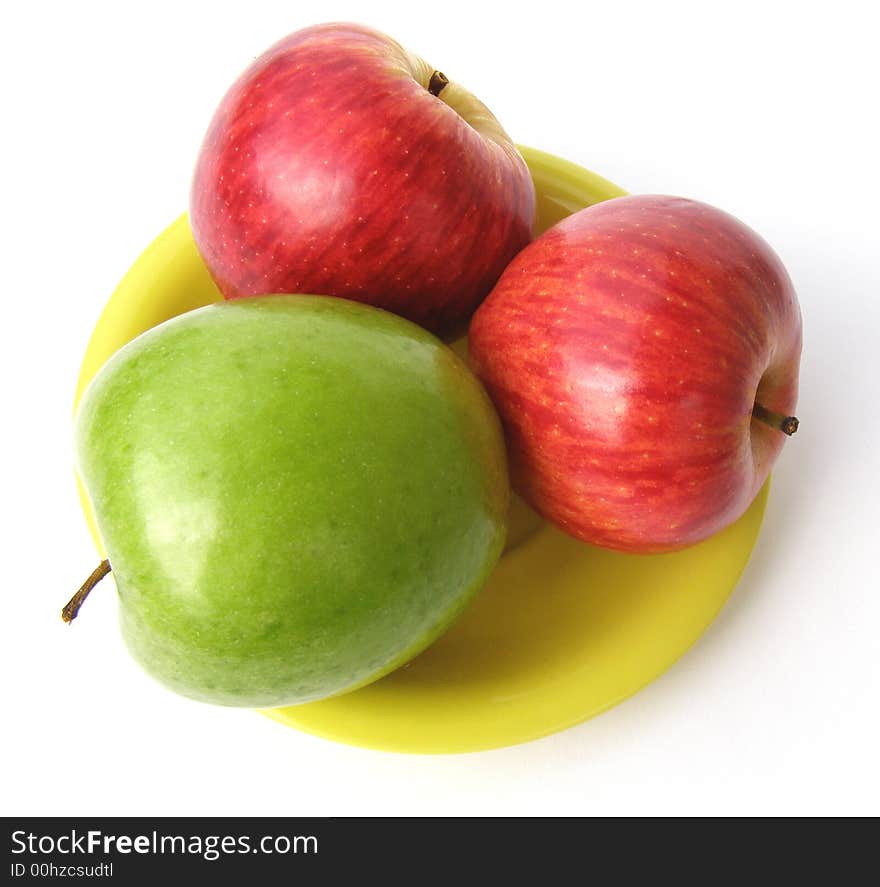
190 22 535 338
469 195 802 553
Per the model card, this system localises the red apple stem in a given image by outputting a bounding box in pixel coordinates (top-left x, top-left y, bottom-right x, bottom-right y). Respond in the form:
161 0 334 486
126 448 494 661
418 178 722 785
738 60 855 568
62 559 111 623
428 71 449 97
752 402 799 436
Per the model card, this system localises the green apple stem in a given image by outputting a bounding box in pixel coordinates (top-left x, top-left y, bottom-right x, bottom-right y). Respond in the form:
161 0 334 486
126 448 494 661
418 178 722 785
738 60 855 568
752 402 799 436
62 559 111 623
427 71 449 97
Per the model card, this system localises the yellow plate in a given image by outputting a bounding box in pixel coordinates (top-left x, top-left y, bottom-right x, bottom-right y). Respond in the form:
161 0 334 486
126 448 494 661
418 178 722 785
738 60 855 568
76 146 768 754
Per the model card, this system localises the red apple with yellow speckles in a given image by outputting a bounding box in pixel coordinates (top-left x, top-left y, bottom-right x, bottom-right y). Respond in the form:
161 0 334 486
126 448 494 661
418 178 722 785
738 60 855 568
190 22 535 338
469 195 802 553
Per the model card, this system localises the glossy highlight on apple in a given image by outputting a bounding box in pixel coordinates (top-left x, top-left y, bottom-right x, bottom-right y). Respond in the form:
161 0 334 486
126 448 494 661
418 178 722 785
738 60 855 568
65 21 801 752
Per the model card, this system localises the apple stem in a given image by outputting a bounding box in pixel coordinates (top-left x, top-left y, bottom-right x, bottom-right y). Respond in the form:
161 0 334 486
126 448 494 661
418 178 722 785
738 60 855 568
62 559 111 623
752 402 799 436
428 71 449 97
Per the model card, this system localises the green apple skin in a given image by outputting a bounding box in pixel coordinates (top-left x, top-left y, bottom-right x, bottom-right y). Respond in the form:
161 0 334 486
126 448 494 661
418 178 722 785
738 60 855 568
75 296 509 707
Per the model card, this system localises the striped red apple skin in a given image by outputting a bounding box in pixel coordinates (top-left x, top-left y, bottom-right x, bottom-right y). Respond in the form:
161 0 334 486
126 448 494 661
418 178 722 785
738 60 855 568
190 22 535 339
469 195 802 553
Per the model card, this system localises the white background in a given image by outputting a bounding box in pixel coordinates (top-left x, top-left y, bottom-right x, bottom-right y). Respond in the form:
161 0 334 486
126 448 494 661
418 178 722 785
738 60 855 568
2 0 878 816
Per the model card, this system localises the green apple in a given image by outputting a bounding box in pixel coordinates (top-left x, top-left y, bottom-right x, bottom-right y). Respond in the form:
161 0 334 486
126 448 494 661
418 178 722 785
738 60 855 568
73 295 508 707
